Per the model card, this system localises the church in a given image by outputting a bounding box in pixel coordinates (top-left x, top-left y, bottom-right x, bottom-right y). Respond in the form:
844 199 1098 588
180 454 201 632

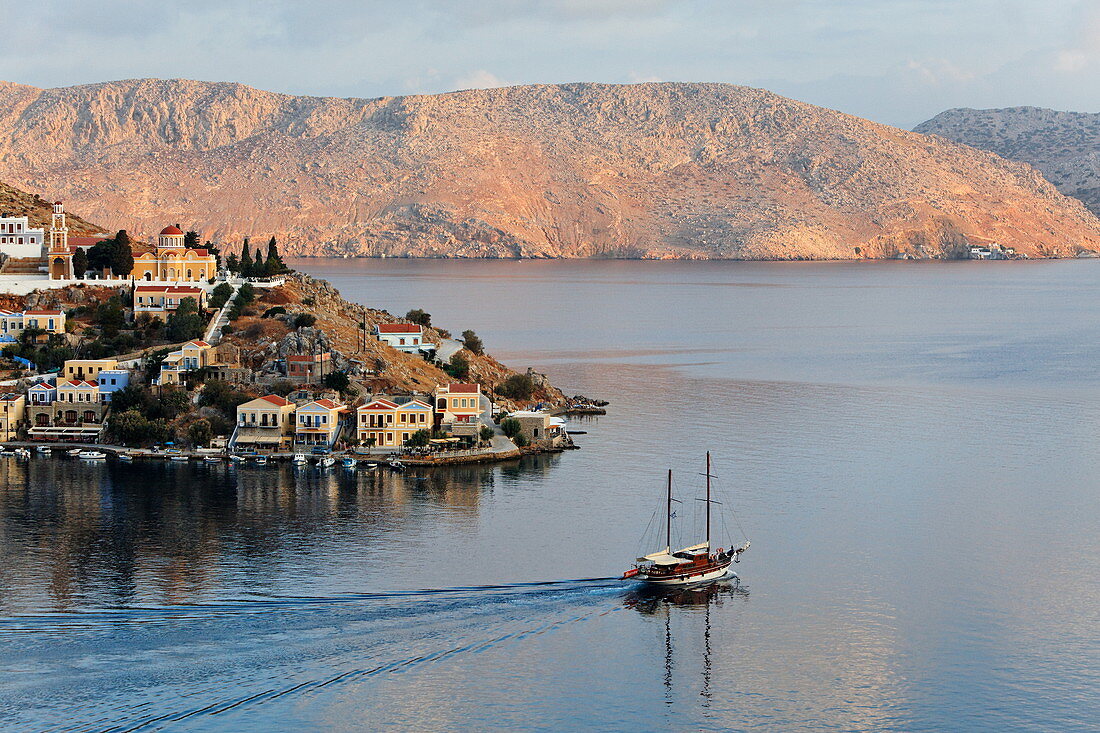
131 226 217 282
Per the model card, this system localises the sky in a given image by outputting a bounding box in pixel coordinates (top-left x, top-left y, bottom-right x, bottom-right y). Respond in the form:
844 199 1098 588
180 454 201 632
1 0 1098 129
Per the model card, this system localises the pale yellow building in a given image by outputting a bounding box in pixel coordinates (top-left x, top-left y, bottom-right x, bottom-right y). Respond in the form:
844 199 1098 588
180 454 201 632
295 398 346 448
131 226 217 282
156 340 213 385
63 358 118 382
233 394 296 451
0 393 25 441
357 397 433 447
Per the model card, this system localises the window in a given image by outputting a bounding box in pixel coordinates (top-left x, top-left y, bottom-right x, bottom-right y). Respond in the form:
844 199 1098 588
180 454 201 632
399 338 406 345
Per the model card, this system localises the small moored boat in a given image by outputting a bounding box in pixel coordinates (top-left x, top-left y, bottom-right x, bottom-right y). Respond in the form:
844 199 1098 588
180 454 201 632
623 452 749 587
229 454 245 463
79 450 107 460
170 454 189 462
14 448 31 458
254 456 268 465
36 446 51 454
117 453 134 462
341 457 356 469
292 453 308 465
318 456 336 468
203 456 222 463
67 448 83 457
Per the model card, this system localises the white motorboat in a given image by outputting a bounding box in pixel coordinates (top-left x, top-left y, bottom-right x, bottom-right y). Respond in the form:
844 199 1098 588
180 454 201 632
36 446 51 454
13 448 31 458
229 454 245 463
79 450 107 460
67 448 83 457
340 457 357 469
623 452 749 587
170 455 189 462
254 456 268 465
318 456 336 468
203 456 222 463
117 453 134 462
292 453 308 465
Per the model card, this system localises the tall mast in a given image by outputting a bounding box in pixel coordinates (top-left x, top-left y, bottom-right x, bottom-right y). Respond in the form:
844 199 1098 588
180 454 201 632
666 468 672 551
706 451 711 550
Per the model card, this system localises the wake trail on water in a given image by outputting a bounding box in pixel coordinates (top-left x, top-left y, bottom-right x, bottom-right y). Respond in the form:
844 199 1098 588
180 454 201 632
0 577 625 633
11 579 633 733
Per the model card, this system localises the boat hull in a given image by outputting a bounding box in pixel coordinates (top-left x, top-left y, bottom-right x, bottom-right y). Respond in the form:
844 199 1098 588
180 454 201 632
637 560 735 587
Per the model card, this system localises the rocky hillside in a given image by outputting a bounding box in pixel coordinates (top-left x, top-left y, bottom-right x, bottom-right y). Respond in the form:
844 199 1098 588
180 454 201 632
228 273 565 409
0 180 103 234
916 106 1100 218
1 78 1099 259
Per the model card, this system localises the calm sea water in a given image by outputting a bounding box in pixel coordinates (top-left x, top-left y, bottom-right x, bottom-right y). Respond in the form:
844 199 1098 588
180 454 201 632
2 259 1099 731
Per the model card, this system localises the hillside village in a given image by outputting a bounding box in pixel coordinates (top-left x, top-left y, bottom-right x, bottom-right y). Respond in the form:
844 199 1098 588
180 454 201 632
0 198 588 463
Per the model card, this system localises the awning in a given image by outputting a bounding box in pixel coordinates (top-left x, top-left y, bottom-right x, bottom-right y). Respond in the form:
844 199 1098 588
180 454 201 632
676 542 710 554
637 547 683 566
234 429 284 444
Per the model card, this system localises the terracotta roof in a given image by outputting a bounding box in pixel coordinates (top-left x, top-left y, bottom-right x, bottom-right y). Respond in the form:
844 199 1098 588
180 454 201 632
312 398 339 409
448 383 479 393
360 399 399 410
258 394 291 407
23 309 64 316
68 236 103 248
160 225 183 236
59 379 98 388
0 393 23 402
186 340 211 348
376 323 422 334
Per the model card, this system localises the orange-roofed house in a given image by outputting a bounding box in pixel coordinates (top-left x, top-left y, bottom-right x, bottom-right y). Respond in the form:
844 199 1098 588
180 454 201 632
432 383 483 439
356 397 434 448
134 285 207 317
155 340 214 386
232 394 296 451
294 398 346 448
374 323 428 353
131 226 217 282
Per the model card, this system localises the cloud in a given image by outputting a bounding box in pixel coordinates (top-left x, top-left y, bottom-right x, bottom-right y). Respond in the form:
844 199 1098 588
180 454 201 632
451 70 508 91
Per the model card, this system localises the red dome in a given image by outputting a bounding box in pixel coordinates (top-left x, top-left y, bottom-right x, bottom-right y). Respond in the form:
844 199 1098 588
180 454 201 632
159 225 183 236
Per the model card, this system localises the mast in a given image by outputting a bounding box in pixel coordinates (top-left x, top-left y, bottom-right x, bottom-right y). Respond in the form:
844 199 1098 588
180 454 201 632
666 468 672 551
706 451 711 550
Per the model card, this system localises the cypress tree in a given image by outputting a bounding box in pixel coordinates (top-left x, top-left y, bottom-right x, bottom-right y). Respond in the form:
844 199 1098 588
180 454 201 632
240 240 253 277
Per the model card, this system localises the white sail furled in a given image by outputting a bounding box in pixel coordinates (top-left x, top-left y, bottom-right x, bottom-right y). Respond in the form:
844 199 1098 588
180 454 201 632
676 541 710 554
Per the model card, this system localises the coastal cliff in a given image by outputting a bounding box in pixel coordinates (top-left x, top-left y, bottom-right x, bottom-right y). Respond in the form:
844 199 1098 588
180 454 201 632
2 79 1099 259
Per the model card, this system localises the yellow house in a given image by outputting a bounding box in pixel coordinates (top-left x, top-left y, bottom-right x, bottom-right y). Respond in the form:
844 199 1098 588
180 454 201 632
63 358 118 382
0 393 25 440
0 309 66 339
156 340 213 385
133 285 207 317
295 398 346 447
131 226 217 282
233 394 296 451
357 398 434 447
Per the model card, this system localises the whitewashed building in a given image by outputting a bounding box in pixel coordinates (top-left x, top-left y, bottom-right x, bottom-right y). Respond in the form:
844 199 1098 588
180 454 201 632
0 214 45 258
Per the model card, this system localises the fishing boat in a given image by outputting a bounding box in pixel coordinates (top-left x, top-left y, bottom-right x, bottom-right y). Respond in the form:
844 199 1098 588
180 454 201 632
79 450 107 460
318 456 336 468
292 453 308 465
341 456 356 469
67 448 83 457
229 454 245 463
254 456 268 466
203 456 222 463
623 452 749 587
388 458 405 472
117 452 134 462
36 445 51 454
14 448 31 459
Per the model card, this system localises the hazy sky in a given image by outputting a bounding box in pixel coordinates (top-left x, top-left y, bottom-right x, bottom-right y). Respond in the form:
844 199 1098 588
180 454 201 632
1 0 1098 128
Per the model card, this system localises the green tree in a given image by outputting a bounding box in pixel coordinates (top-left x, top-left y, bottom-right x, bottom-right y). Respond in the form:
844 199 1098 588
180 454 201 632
264 236 286 275
461 329 483 355
72 248 88 278
405 309 431 328
479 425 495 442
405 429 431 448
159 387 191 419
187 418 212 447
240 241 253 277
204 240 222 267
184 231 200 249
87 231 134 276
198 380 251 415
293 313 317 329
322 371 350 391
226 252 239 273
447 352 469 380
500 417 522 439
496 373 535 401
208 283 234 309
95 296 126 337
166 297 204 342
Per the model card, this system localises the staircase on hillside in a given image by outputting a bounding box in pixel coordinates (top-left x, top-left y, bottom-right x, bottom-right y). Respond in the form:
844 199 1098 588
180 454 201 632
0 256 47 275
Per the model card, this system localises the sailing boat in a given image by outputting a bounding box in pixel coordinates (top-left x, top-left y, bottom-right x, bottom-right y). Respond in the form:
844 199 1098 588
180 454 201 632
623 452 749 586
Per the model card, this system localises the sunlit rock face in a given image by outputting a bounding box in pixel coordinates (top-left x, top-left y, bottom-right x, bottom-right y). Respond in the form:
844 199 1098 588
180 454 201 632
2 78 1100 259
917 106 1100 219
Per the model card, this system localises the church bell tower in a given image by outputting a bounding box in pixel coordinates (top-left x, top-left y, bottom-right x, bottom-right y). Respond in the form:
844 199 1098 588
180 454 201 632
47 201 73 280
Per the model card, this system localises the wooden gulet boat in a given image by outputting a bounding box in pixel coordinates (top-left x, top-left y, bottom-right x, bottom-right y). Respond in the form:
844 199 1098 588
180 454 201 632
623 452 749 587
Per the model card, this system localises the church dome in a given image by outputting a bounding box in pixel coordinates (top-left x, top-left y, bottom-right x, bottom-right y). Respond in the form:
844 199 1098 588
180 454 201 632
160 225 183 236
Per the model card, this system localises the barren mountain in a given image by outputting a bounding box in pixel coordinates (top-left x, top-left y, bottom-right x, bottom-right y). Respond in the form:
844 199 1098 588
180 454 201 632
916 106 1100 218
1 78 1099 259
0 180 103 235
